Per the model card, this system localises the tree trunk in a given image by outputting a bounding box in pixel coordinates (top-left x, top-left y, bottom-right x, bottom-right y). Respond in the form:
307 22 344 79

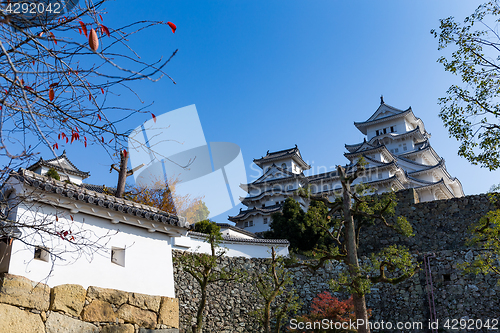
339 165 370 333
195 279 208 333
264 298 271 333
115 150 128 198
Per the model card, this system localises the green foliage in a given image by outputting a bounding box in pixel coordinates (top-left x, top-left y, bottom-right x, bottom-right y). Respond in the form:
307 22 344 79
194 220 221 237
46 168 60 181
174 223 244 333
432 1 500 170
265 198 332 253
253 248 300 333
461 200 500 278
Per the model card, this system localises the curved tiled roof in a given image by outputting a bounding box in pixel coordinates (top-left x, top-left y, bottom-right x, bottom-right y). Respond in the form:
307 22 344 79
188 231 289 245
27 151 90 178
10 169 189 229
228 203 283 222
253 145 310 170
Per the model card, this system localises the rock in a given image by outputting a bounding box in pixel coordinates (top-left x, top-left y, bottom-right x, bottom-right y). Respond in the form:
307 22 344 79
158 297 179 328
138 329 179 333
45 311 98 333
0 273 50 310
117 304 157 328
86 286 128 306
50 284 86 317
0 303 45 333
465 250 474 262
129 292 161 312
81 299 117 322
101 324 135 333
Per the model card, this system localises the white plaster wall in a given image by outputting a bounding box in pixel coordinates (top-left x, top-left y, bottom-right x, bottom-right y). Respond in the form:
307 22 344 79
220 228 254 240
40 166 83 185
172 235 289 258
9 204 176 297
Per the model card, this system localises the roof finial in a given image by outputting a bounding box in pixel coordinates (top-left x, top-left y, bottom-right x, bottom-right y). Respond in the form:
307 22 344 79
380 95 384 105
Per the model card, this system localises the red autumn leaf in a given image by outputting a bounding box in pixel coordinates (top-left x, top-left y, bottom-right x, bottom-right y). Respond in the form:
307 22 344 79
108 138 113 143
167 21 176 33
49 32 57 44
58 134 60 140
62 117 68 122
53 143 58 150
101 137 104 143
97 114 101 121
75 126 79 132
70 215 74 221
123 149 127 158
101 24 110 37
89 93 92 101
61 132 66 139
63 231 68 237
84 136 87 141
65 137 68 143
38 32 43 37
55 215 58 222
79 21 87 37
78 27 82 35
89 28 99 51
70 236 75 241
100 87 104 94
24 86 33 91
84 141 87 147
152 113 157 123
49 83 59 88
49 88 55 101
32 60 35 65
99 14 103 22
70 135 75 144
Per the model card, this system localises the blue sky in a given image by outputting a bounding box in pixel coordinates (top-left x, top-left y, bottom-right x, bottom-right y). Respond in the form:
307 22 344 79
39 1 499 222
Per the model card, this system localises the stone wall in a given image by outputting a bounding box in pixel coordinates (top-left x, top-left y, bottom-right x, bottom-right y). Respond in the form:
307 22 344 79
173 190 500 332
0 273 179 333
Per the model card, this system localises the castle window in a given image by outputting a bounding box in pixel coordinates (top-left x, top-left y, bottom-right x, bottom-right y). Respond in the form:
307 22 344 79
395 148 399 153
34 247 49 262
249 221 254 227
111 247 125 267
264 218 268 224
244 221 248 227
281 163 286 170
376 130 380 136
403 143 407 151
262 204 265 208
323 185 328 191
383 128 387 134
378 172 383 179
390 126 394 132
287 185 293 191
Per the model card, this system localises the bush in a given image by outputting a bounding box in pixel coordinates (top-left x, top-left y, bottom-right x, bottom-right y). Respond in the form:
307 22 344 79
46 168 60 180
290 292 357 332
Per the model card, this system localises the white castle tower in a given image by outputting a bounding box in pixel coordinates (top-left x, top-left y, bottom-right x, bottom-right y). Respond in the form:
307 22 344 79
229 98 464 233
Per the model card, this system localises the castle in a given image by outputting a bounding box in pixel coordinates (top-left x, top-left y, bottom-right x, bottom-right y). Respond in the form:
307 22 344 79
229 98 464 233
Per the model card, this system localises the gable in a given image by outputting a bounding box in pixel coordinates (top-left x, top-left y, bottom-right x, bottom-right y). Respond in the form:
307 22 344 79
367 104 404 122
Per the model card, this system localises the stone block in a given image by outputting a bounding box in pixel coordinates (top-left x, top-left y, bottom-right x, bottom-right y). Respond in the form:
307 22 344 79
45 311 98 333
0 273 50 310
50 284 86 317
81 299 117 322
86 286 128 306
101 324 135 333
138 329 179 333
129 292 161 312
117 304 157 328
158 297 179 329
0 303 45 333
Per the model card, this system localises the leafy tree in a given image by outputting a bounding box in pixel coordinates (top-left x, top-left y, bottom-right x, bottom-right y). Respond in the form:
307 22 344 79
292 292 357 333
174 223 244 333
193 219 219 235
45 167 60 180
253 247 300 333
431 0 500 170
460 192 500 278
265 198 332 253
125 177 209 224
293 163 418 333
